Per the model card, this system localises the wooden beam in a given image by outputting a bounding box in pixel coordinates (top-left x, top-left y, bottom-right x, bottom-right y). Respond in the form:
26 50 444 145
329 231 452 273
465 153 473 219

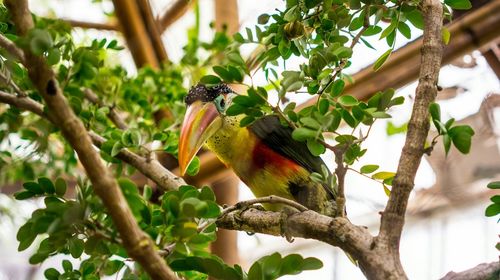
62 19 120 31
111 0 159 67
209 175 241 265
208 0 241 266
214 0 240 34
135 0 169 63
299 0 500 108
158 0 195 32
483 43 500 79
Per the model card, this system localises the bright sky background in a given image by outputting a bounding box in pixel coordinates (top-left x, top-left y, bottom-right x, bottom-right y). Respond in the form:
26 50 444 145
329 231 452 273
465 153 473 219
0 1 498 279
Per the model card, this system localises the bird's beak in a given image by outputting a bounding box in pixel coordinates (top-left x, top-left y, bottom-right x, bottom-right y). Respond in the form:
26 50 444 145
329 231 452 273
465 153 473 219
178 100 222 176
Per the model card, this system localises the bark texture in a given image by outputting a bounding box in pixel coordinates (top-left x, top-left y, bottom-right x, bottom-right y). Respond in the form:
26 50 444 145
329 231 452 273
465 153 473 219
440 261 500 280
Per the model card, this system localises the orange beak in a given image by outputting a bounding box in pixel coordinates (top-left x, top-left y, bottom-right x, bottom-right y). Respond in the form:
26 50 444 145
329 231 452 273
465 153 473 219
178 101 222 176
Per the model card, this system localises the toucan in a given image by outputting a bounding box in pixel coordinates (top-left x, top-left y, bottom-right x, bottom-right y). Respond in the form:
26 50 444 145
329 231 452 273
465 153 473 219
178 84 337 216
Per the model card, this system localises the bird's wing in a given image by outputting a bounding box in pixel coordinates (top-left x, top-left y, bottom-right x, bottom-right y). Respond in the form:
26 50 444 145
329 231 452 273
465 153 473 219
249 115 335 198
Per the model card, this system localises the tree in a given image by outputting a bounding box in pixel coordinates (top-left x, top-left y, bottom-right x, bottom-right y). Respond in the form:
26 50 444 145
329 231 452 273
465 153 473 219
0 0 496 280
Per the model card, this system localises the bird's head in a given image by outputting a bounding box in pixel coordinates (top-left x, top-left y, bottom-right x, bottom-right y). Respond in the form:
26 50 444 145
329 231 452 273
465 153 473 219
178 83 235 175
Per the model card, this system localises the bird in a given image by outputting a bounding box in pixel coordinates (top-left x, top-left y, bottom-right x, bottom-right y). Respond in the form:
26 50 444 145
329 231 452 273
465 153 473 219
178 83 337 217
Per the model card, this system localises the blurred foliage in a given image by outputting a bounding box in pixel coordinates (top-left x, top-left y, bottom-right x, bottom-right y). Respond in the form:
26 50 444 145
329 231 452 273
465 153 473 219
0 0 477 278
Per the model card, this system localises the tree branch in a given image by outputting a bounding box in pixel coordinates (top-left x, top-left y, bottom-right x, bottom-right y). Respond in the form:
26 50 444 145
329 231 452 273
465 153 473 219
378 0 444 264
0 33 26 63
440 261 500 280
157 0 194 32
0 90 185 192
89 132 186 191
220 195 309 216
4 2 179 278
216 208 373 261
0 91 44 116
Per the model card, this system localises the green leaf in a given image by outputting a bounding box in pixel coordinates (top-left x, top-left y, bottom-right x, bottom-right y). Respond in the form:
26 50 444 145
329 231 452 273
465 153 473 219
240 116 255 127
429 103 441 121
111 141 123 157
186 156 201 176
233 33 245 43
170 255 242 280
341 109 357 128
380 20 397 40
143 184 152 200
318 98 330 114
338 95 359 107
373 49 392 71
491 195 500 204
54 178 67 196
104 260 125 276
292 127 317 142
444 0 472 10
17 222 36 250
485 203 500 217
443 133 452 155
258 14 270 24
442 27 451 45
14 190 35 200
23 181 43 194
398 22 411 39
405 10 424 29
448 125 474 154
200 75 222 85
383 185 391 197
62 260 73 272
38 177 55 194
330 79 345 97
226 104 245 116
360 164 379 174
349 0 361 9
213 66 232 82
372 171 395 180
199 186 216 201
47 48 61 65
130 130 141 146
69 238 84 258
300 117 321 130
44 268 60 280
29 29 53 55
29 253 48 264
307 139 326 156
300 257 323 270
287 81 303 92
487 181 500 189
363 26 382 36
371 111 392 119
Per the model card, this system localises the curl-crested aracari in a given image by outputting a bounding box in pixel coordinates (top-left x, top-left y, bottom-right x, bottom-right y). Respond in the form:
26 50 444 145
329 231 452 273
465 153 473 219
178 84 337 216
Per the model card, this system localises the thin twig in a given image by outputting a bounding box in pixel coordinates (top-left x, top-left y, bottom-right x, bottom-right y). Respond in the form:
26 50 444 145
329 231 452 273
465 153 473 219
0 33 25 63
0 71 26 97
158 243 176 257
83 88 128 130
220 195 309 217
333 148 347 217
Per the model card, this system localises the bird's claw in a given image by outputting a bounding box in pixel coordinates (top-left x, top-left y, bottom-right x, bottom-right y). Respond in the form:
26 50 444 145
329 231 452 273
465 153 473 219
279 208 295 243
233 203 263 224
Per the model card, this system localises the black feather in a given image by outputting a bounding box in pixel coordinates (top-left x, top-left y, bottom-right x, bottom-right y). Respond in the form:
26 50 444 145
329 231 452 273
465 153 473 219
249 115 335 199
185 83 233 105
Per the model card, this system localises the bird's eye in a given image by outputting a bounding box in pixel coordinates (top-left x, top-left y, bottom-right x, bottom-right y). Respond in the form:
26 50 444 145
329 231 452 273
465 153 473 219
214 95 225 113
